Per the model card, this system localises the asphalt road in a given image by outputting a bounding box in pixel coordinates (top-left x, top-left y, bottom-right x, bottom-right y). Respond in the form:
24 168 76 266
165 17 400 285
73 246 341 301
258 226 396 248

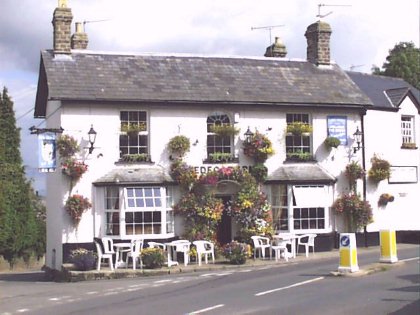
1 245 418 315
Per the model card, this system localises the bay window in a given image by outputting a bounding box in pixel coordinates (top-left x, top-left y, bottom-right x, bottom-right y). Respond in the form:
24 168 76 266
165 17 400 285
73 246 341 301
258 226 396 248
270 184 331 233
104 186 174 238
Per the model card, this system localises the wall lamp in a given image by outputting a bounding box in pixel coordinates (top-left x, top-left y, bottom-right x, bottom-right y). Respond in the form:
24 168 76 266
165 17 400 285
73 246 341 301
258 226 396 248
353 126 363 153
244 126 254 144
87 125 97 154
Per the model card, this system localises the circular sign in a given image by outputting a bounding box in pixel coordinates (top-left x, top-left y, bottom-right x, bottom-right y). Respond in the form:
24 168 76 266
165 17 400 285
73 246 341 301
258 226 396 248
340 235 350 247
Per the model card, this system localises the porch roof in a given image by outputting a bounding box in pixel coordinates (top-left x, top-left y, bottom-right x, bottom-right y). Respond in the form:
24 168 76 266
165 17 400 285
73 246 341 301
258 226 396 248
93 166 174 186
266 163 336 184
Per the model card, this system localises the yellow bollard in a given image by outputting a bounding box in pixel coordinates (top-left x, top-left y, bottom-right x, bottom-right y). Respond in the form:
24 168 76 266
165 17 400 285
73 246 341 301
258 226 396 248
380 230 398 263
338 233 359 273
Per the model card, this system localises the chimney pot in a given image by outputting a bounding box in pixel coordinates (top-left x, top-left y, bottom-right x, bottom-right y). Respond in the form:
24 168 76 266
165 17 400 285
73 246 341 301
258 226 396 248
71 22 89 49
305 21 332 65
264 36 287 58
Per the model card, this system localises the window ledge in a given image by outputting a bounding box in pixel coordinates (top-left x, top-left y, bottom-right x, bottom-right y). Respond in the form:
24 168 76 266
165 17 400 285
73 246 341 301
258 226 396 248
401 144 417 150
115 160 155 165
203 156 239 164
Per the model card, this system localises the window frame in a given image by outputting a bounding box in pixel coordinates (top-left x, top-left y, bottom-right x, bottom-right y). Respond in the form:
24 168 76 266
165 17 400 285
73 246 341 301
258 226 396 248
285 113 312 161
119 110 150 160
270 184 332 234
102 186 174 239
401 115 416 146
206 113 236 163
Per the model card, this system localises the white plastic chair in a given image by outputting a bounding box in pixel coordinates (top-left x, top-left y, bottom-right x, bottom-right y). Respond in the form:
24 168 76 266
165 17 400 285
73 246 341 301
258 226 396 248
251 236 271 259
193 240 215 266
296 234 317 257
126 239 144 269
94 237 115 271
270 239 289 262
171 240 191 266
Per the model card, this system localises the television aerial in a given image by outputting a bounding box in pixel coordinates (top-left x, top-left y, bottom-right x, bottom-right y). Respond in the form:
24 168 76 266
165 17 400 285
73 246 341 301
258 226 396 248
251 24 285 46
317 3 351 19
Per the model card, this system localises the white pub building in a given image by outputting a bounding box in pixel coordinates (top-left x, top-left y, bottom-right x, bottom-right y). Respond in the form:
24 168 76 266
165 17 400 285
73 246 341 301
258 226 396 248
34 1 419 270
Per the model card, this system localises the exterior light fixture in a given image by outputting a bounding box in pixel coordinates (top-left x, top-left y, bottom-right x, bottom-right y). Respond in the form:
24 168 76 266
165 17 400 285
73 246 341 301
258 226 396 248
353 126 363 153
87 125 97 154
244 126 254 144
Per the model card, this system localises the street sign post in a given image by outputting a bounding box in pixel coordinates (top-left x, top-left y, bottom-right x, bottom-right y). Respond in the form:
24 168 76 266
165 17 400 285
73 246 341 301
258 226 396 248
380 230 398 263
338 233 359 273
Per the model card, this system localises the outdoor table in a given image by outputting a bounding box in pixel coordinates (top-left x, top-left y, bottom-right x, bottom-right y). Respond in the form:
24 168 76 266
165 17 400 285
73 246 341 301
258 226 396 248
273 234 298 258
114 242 131 269
165 240 191 267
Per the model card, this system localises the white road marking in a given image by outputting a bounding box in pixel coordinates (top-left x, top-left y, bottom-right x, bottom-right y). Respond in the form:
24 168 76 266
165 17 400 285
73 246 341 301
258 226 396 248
189 304 225 314
237 269 252 273
400 257 419 262
16 309 29 313
86 291 99 295
255 276 325 296
154 279 172 283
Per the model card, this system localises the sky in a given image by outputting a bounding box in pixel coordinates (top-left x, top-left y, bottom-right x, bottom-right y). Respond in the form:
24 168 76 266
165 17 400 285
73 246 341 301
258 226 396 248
0 0 419 195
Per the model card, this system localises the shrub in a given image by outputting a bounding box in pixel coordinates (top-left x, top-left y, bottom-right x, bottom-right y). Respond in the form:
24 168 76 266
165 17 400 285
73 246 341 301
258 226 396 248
70 248 96 271
141 247 165 269
223 241 248 264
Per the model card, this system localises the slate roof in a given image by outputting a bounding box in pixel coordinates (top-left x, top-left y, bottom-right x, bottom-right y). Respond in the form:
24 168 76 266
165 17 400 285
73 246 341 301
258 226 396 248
93 166 174 186
347 71 420 109
267 163 336 184
35 50 372 117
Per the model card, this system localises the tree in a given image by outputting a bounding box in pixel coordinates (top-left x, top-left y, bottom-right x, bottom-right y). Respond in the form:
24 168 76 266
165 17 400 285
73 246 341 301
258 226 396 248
372 42 420 89
0 87 45 267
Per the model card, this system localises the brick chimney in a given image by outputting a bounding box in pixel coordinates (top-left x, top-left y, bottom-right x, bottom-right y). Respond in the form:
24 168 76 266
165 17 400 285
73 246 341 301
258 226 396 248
304 21 332 65
52 0 73 54
71 22 89 49
264 37 287 58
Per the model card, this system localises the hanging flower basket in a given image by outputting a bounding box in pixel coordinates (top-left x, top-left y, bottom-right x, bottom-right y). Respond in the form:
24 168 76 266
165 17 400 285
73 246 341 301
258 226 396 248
168 135 190 158
242 131 274 163
324 136 341 149
368 155 391 183
65 194 92 225
62 159 88 181
378 193 394 207
56 135 80 158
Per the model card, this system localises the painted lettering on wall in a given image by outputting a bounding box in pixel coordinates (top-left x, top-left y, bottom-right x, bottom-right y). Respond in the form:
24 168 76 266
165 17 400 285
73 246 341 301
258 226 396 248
193 165 252 175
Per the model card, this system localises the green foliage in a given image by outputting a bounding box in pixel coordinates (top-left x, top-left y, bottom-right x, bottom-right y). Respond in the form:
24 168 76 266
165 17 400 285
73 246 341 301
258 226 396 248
208 152 235 163
286 122 313 135
56 134 80 159
372 42 420 89
324 136 341 149
168 135 190 157
286 150 313 161
141 247 165 269
209 124 240 137
0 87 45 267
121 153 151 162
250 163 268 183
368 155 391 183
345 161 365 192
